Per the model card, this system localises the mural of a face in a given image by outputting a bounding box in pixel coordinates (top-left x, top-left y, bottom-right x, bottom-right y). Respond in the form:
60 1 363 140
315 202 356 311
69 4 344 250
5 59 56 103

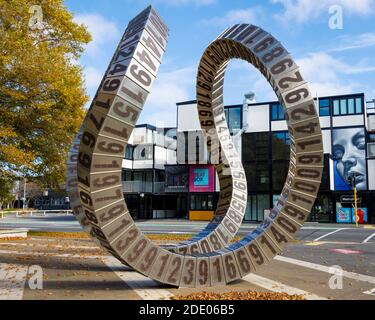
332 127 367 190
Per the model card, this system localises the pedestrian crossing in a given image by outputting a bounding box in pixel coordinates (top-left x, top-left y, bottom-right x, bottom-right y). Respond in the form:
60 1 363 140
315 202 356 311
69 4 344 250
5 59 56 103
0 241 374 300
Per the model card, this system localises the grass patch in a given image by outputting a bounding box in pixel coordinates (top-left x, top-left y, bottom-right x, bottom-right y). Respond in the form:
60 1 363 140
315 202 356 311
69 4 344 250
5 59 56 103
28 231 89 239
0 237 27 241
26 231 300 244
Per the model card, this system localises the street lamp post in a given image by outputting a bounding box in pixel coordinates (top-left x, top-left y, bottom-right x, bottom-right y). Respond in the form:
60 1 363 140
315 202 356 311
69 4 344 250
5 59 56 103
23 178 27 210
348 174 358 227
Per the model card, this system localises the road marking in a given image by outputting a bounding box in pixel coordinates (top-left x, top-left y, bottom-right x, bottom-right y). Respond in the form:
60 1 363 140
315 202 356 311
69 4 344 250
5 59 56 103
363 225 375 229
305 241 325 246
101 256 173 300
243 273 327 300
313 228 345 242
362 232 375 244
0 263 28 300
0 249 103 260
363 288 375 296
310 241 362 245
276 255 375 285
0 242 99 250
330 249 364 255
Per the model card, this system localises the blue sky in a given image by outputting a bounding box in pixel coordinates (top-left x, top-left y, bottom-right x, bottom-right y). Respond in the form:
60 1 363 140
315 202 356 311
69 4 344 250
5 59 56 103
64 0 375 127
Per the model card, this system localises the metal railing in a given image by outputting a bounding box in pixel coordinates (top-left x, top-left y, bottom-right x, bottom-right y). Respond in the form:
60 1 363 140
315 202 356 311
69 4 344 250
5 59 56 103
368 114 375 132
154 182 165 193
122 181 153 193
368 142 375 158
0 209 73 218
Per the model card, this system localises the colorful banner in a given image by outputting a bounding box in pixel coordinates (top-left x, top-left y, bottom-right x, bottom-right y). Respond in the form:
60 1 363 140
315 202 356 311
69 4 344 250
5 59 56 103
351 207 368 224
336 207 368 223
189 165 214 192
336 207 352 223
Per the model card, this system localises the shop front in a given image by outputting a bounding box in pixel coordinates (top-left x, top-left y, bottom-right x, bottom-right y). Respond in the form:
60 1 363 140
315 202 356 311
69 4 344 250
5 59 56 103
334 192 369 224
188 165 215 221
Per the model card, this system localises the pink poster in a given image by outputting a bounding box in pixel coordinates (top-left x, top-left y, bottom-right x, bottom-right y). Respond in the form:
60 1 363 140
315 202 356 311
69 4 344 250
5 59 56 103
189 165 214 192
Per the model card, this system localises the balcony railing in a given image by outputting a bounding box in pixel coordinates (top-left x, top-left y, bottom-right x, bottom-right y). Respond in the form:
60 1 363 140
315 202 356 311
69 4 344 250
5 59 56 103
368 115 375 132
154 182 165 193
122 181 153 193
368 143 375 158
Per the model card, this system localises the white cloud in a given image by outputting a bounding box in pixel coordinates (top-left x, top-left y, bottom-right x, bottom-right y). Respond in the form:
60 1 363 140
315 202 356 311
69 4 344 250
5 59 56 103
328 32 375 52
156 0 216 6
296 52 368 96
83 66 104 89
272 0 374 25
201 7 263 26
74 13 120 58
139 66 196 127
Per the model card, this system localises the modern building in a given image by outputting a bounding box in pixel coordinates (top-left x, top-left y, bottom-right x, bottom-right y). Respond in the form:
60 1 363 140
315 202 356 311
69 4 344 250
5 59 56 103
121 124 179 219
117 92 375 224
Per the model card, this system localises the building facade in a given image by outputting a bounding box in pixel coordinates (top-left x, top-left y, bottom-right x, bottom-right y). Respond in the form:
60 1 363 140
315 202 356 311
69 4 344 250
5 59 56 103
117 93 375 224
121 124 179 219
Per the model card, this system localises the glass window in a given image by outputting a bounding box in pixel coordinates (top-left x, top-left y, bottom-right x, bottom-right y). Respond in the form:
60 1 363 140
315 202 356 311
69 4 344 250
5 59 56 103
244 163 269 191
257 195 269 221
134 172 142 181
356 97 363 114
145 171 152 182
340 99 347 115
228 107 241 132
272 161 289 191
272 132 290 160
125 145 133 160
271 104 278 120
319 99 330 116
191 195 196 210
319 155 330 191
271 103 285 120
244 163 257 191
122 171 132 181
133 145 153 160
257 163 269 190
279 105 285 119
201 197 207 210
333 99 340 115
155 170 165 182
243 133 270 161
348 98 355 114
332 96 363 116
207 195 213 210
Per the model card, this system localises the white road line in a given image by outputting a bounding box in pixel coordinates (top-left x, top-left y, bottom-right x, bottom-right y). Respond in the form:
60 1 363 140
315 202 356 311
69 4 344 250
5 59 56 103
101 256 173 300
0 249 103 260
275 255 375 285
363 288 375 296
0 263 28 300
243 274 327 300
0 243 99 250
313 228 345 242
362 232 375 244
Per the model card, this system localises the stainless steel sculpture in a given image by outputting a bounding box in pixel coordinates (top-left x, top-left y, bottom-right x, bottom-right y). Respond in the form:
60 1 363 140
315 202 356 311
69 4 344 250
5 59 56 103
66 6 323 288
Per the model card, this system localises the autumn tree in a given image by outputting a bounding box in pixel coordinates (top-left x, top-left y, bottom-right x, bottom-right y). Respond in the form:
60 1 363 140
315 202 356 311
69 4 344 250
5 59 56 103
0 173 16 209
0 0 91 191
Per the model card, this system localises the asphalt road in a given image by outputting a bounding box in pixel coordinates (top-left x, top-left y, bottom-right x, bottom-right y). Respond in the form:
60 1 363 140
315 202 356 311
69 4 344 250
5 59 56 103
1 214 375 300
0 235 374 300
1 214 374 244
